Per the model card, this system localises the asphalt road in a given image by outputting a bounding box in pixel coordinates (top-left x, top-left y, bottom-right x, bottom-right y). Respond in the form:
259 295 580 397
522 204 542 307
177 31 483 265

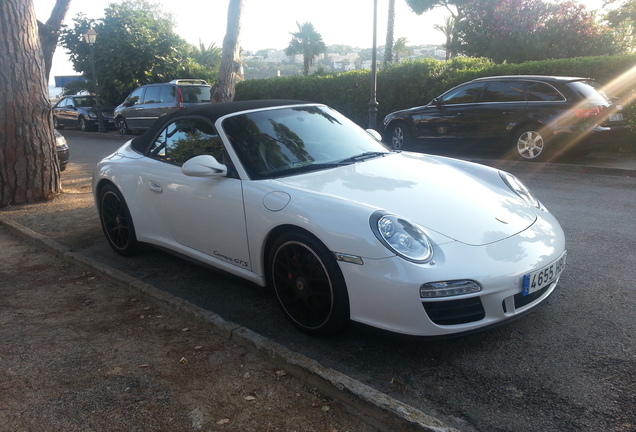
60 130 636 432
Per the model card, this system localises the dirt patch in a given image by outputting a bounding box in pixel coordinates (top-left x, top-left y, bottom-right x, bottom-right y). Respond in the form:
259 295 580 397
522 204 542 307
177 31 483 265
0 164 384 431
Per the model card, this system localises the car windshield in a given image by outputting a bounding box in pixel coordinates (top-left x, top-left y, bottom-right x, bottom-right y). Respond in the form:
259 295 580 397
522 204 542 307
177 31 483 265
222 105 391 179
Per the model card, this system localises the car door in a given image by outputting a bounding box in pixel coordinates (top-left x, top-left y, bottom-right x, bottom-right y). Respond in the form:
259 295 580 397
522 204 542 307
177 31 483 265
411 82 486 146
471 80 528 144
136 85 163 129
57 97 79 127
140 117 251 270
121 86 146 130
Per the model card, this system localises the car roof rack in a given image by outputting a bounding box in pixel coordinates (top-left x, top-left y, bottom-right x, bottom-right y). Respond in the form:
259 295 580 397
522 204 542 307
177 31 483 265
169 79 209 85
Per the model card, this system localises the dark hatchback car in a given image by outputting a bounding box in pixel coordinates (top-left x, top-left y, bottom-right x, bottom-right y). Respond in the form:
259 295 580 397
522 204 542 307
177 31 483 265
52 95 115 132
114 79 212 135
383 75 629 160
54 129 69 171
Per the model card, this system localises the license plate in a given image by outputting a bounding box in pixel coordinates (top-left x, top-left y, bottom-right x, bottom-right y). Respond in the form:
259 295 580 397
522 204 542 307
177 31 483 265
610 113 623 122
523 252 567 296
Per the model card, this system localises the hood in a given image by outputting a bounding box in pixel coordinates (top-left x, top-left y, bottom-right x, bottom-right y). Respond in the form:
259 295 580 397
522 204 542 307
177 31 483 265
275 152 537 246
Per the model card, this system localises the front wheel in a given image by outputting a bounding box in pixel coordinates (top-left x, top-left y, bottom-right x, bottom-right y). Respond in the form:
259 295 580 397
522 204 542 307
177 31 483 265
268 231 350 336
387 122 412 150
512 126 548 161
117 118 131 135
98 184 139 256
78 116 88 132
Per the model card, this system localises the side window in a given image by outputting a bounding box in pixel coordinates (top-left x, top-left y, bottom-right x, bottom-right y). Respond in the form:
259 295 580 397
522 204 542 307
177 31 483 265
441 83 484 105
127 87 145 106
525 82 565 102
148 119 224 166
159 85 176 103
143 86 161 104
480 81 525 102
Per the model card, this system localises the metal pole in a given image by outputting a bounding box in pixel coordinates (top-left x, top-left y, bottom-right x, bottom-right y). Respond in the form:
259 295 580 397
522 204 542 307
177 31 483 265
368 0 379 130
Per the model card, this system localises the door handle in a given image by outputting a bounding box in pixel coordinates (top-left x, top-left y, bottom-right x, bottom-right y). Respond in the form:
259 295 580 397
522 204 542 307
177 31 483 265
149 181 163 193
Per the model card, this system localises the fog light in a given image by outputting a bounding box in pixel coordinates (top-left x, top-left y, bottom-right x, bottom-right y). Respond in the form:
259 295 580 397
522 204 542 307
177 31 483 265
420 280 482 298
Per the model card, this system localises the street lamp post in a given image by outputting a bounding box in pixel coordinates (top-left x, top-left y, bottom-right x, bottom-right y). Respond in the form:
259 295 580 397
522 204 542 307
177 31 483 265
83 28 107 133
368 0 379 130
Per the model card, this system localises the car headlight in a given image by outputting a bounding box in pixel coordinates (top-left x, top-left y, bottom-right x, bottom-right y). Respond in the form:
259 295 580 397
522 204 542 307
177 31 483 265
499 171 540 208
370 212 433 263
88 112 97 119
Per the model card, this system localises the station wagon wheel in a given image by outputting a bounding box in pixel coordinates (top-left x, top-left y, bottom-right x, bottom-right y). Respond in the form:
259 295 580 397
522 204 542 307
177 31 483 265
268 231 350 335
98 184 139 255
513 126 547 161
388 122 412 150
117 118 131 135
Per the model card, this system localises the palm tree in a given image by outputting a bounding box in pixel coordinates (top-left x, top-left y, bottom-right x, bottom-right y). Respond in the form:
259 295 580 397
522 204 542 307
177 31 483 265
393 37 411 62
434 16 455 60
285 22 327 76
193 40 222 69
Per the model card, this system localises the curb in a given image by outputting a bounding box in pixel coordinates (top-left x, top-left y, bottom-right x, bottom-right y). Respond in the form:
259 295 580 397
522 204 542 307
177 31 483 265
0 216 460 432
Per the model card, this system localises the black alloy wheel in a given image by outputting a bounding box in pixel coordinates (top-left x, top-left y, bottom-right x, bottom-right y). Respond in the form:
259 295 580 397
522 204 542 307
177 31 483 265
53 116 63 129
268 231 349 336
98 184 139 255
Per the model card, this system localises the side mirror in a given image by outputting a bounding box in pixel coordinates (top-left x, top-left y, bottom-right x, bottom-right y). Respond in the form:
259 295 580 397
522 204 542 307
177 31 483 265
365 129 383 142
182 155 227 177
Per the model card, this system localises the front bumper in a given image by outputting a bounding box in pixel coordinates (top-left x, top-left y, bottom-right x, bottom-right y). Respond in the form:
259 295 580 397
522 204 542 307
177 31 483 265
339 212 566 337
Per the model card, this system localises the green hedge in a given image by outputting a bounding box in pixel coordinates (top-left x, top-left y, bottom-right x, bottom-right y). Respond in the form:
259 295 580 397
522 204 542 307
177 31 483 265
235 55 636 128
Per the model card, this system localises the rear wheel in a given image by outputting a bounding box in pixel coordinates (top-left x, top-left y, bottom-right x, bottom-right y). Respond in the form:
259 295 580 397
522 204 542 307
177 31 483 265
53 116 64 129
387 122 412 150
98 184 139 255
268 230 350 336
512 126 548 161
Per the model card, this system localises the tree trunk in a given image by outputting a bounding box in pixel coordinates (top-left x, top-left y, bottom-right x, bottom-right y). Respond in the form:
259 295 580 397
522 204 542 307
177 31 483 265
0 0 61 207
210 0 243 103
384 0 395 66
37 0 72 83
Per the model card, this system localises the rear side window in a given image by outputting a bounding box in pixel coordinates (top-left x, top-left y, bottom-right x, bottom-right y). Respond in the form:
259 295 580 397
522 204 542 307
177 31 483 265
179 86 211 103
148 118 224 166
480 81 525 102
441 83 484 105
525 82 565 102
567 80 609 104
159 85 177 103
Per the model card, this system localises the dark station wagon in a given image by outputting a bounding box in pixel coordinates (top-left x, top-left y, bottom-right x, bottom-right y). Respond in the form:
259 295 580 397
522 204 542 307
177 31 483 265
382 75 629 160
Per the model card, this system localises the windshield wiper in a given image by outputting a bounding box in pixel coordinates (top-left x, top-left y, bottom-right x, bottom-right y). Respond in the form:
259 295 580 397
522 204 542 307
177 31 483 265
271 161 353 177
338 151 389 164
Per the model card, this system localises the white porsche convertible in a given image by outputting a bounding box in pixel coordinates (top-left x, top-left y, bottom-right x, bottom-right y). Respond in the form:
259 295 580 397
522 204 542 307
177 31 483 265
93 100 566 337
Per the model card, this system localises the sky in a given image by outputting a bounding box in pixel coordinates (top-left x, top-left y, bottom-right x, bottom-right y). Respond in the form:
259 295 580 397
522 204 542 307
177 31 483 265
33 0 606 84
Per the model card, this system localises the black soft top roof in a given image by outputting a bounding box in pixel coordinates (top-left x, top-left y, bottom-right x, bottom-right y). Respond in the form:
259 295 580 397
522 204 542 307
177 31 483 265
130 99 311 153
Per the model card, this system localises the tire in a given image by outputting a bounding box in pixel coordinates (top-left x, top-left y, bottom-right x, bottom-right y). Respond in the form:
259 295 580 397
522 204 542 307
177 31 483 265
512 126 549 161
268 230 350 336
387 122 412 150
78 116 88 132
98 184 139 256
53 116 64 130
117 117 131 135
